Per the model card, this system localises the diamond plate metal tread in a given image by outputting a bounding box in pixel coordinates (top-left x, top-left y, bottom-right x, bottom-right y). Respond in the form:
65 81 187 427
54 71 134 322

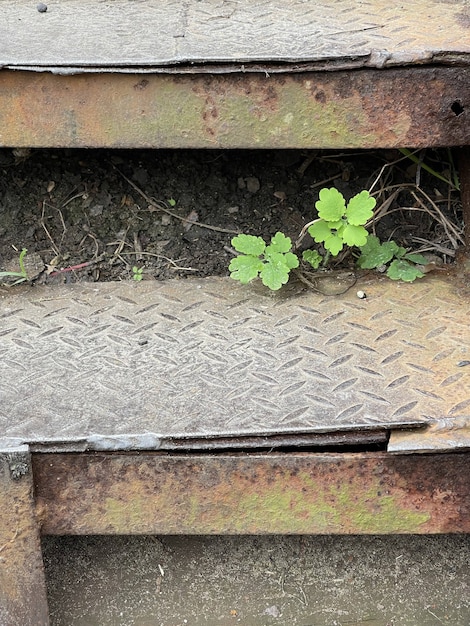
0 275 469 450
1 0 469 71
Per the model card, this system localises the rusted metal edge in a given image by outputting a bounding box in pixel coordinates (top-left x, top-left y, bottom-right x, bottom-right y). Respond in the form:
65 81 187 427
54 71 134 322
388 416 470 454
4 52 470 75
0 67 468 148
0 428 389 453
33 451 470 535
0 446 50 626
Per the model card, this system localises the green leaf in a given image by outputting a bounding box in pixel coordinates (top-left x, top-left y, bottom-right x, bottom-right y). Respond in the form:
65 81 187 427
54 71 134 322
302 249 322 269
323 233 344 256
345 190 376 226
260 259 290 290
308 220 333 244
393 245 408 259
231 234 266 256
387 259 425 282
403 252 428 265
315 187 346 222
283 251 300 270
342 224 369 248
18 248 28 276
0 271 26 278
266 231 292 254
229 255 264 284
357 236 398 269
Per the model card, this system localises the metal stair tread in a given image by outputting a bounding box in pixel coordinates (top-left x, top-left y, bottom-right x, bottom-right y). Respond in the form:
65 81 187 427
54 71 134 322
1 0 469 72
0 274 469 451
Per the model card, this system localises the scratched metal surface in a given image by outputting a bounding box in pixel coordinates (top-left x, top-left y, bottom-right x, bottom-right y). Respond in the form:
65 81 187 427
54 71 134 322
1 0 469 71
0 275 469 450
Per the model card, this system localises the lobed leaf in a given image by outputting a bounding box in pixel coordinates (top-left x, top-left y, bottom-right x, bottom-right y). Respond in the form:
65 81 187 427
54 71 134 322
260 259 291 290
315 187 346 222
229 255 264 284
342 224 369 248
283 251 300 270
231 234 266 256
357 236 398 269
387 259 425 282
345 190 376 226
323 233 344 256
308 220 333 244
403 252 428 265
266 231 293 254
302 249 322 269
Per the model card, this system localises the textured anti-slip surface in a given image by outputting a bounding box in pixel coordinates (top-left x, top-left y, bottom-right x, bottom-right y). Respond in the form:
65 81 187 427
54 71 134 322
0 275 469 449
1 0 469 70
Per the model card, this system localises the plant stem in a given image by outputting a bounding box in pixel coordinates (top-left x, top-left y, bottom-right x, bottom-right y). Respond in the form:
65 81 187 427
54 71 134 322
399 148 459 190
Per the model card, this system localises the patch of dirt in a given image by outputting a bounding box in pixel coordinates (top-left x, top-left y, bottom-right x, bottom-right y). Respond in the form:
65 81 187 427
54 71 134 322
0 148 463 285
43 534 470 625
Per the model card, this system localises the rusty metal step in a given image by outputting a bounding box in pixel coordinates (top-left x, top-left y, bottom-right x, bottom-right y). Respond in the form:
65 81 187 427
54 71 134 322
1 273 469 625
1 1 469 149
1 274 469 453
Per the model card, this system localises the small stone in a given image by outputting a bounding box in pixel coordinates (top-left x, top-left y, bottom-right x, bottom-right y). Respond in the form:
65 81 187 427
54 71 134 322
37 3 48 12
356 290 366 299
263 605 281 617
246 176 260 193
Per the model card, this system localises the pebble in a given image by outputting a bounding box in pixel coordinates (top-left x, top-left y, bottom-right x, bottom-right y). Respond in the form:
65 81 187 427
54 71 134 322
37 3 48 12
356 290 366 299
245 176 260 193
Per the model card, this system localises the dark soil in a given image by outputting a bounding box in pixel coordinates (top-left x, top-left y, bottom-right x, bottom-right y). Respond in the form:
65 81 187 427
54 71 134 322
0 148 463 285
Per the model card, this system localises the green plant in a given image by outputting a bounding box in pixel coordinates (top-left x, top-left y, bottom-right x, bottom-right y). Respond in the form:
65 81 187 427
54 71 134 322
229 187 430 291
0 248 29 285
357 235 428 282
132 265 144 281
229 232 299 291
306 188 376 258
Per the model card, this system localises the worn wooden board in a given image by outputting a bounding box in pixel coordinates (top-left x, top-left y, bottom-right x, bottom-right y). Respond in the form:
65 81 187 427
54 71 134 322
1 0 469 71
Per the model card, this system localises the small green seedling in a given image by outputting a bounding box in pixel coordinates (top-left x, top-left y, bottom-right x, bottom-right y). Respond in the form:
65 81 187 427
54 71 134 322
357 235 428 282
307 188 376 257
167 198 177 207
132 266 144 281
0 248 29 285
229 232 299 291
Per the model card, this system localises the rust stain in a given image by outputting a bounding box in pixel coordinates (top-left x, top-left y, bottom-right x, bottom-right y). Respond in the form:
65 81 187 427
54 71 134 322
33 452 470 535
0 67 468 148
0 450 49 625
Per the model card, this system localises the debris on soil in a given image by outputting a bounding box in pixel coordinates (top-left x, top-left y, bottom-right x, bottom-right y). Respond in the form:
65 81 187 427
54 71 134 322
0 148 463 286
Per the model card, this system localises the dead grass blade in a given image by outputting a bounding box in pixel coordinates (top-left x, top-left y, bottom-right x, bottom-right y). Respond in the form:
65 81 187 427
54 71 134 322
112 163 239 235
